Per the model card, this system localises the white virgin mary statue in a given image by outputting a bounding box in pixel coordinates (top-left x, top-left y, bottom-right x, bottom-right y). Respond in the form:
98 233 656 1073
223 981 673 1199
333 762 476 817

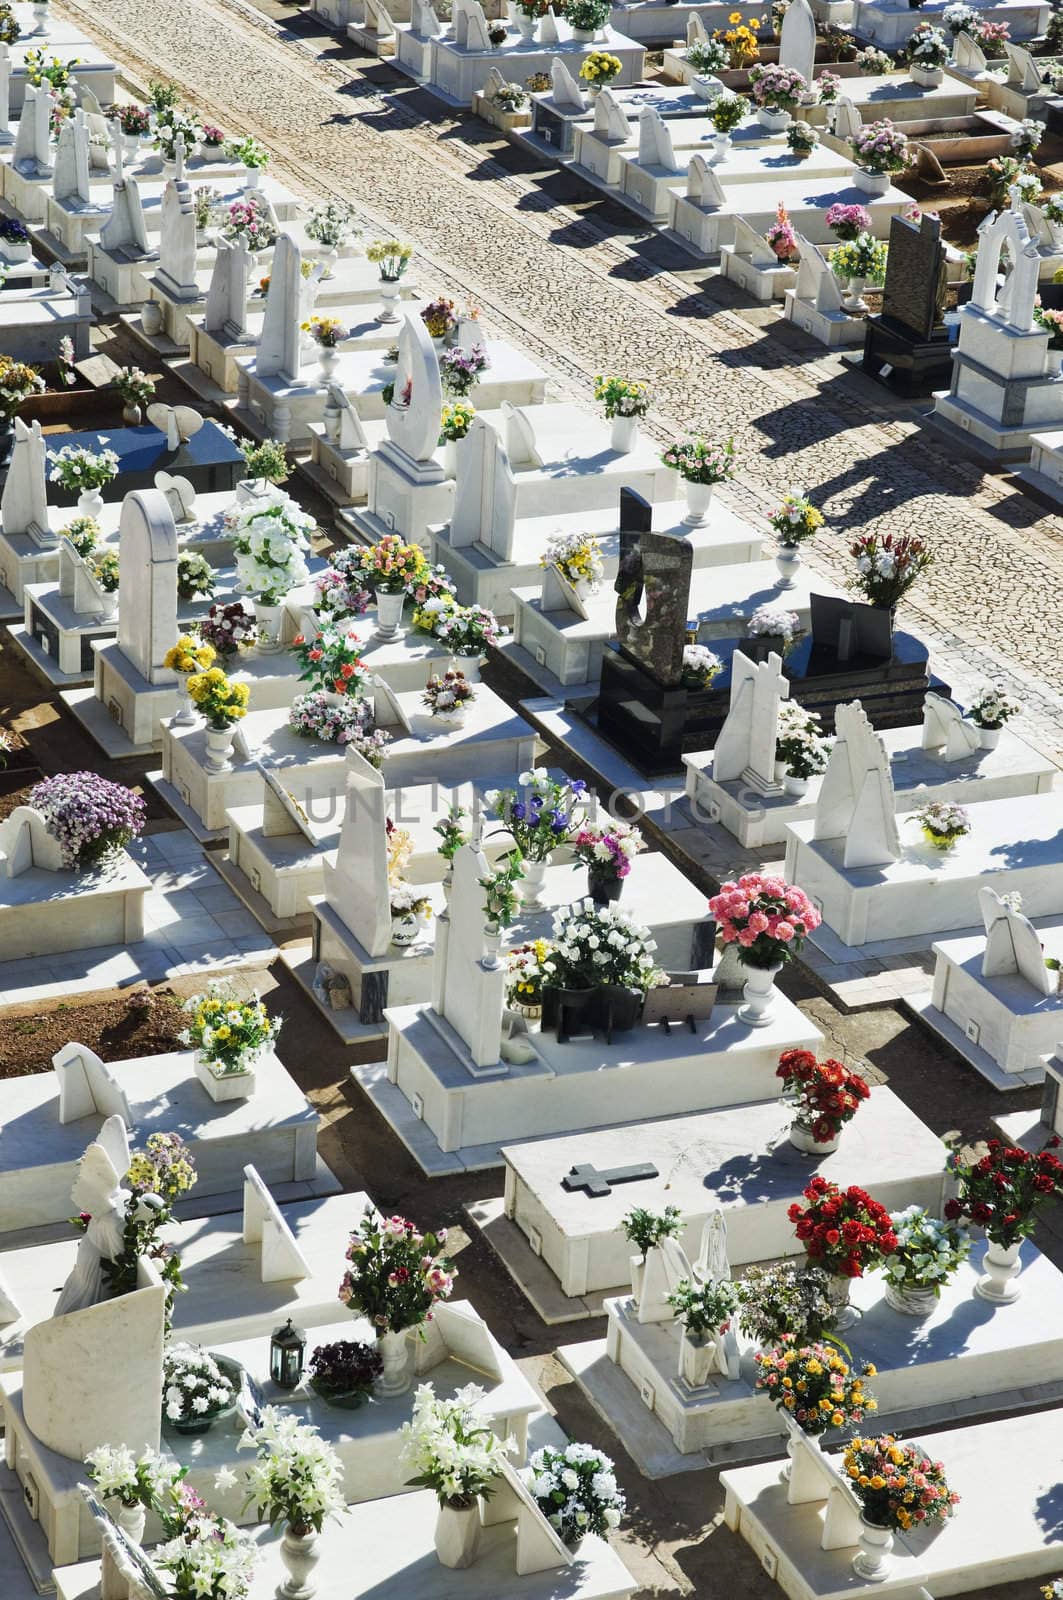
53 1116 132 1317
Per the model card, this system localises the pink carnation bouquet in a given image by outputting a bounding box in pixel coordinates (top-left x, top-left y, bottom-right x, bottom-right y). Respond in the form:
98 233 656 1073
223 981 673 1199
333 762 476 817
708 872 821 969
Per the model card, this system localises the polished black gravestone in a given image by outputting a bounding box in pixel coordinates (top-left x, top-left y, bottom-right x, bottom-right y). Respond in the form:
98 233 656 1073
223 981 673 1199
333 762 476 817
46 421 244 505
862 213 953 396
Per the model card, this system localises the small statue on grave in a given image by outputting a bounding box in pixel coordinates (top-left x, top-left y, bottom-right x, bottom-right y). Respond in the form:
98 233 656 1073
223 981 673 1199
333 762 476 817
53 1123 131 1317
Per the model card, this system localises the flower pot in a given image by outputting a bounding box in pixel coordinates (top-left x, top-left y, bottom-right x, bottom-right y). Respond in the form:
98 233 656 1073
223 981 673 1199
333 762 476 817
572 24 596 38
520 857 548 908
542 983 596 1043
442 437 460 476
511 999 542 1022
843 274 869 313
758 105 792 132
172 679 197 727
854 167 890 195
0 238 31 263
588 865 623 904
390 911 424 945
775 542 802 590
435 1501 481 1569
78 488 105 519
160 158 177 181
202 142 227 162
243 165 262 191
318 346 339 379
431 708 467 732
374 1327 412 1396
922 826 957 851
610 414 639 453
235 476 272 505
120 402 143 426
482 924 503 969
910 62 943 85
204 724 236 772
95 588 119 622
789 1119 839 1154
682 479 713 527
116 1504 145 1545
377 277 401 323
375 587 405 640
713 132 731 160
825 1270 860 1331
976 725 1002 750
884 1281 937 1316
308 1376 371 1409
140 299 165 338
597 983 644 1037
852 1515 893 1582
976 1238 1023 1303
738 961 783 1027
516 13 536 36
194 1051 257 1101
165 1357 241 1433
278 1525 321 1599
587 82 603 97
254 597 285 652
32 2 50 29
783 773 811 798
678 1330 716 1388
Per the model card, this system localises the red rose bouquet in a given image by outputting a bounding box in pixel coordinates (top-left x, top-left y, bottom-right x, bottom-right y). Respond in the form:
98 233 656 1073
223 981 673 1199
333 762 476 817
788 1177 897 1278
777 1049 871 1145
944 1137 1063 1248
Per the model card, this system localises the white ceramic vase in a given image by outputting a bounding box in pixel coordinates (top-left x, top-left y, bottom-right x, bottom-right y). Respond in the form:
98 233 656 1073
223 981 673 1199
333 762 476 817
682 479 713 527
610 414 639 453
204 724 236 771
391 911 422 945
482 924 503 969
516 13 536 36
140 300 165 337
910 62 943 86
378 277 401 323
775 542 802 589
254 597 285 652
375 1327 412 1395
520 857 548 907
78 488 105 519
788 1119 838 1155
843 274 869 313
435 1501 481 1569
977 725 1002 749
243 165 261 190
318 346 339 378
782 773 809 797
678 1330 716 1387
375 587 405 639
737 961 783 1026
278 1525 321 1600
194 1052 256 1101
852 1515 893 1581
713 131 731 159
825 1270 860 1331
975 1238 1023 1303
854 167 890 195
432 708 467 731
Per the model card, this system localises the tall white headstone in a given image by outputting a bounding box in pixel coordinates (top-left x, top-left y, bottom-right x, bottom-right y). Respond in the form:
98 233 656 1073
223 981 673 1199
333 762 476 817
115 488 180 686
13 83 52 175
449 415 516 558
322 746 393 958
551 57 585 112
429 840 506 1072
638 106 677 171
813 700 900 868
204 238 251 339
980 886 1055 993
921 692 980 762
324 381 369 451
778 0 815 86
99 164 150 256
1 418 51 546
0 44 11 145
386 310 444 464
51 107 92 206
792 233 846 314
712 648 789 790
594 87 631 143
687 153 726 208
156 168 199 302
257 231 305 383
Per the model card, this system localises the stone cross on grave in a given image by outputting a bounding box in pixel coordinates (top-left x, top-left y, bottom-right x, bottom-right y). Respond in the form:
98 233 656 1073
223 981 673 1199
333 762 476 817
561 1161 660 1198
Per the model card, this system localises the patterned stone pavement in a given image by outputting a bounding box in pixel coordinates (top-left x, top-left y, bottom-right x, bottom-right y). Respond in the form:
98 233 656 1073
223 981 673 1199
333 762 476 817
61 0 1063 762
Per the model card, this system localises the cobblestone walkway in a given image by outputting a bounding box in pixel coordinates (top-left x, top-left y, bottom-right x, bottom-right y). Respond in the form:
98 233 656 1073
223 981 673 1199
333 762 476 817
64 0 1063 757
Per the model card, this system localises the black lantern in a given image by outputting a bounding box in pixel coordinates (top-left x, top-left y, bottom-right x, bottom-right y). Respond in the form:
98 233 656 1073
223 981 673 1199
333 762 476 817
270 1318 306 1389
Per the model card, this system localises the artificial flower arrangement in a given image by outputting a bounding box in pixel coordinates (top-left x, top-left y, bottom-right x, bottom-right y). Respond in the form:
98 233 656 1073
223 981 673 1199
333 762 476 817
193 186 222 233
714 12 762 68
662 434 735 483
400 1381 514 1507
526 70 552 91
0 216 29 249
480 853 526 931
788 1177 898 1279
688 36 731 73
881 1205 970 1299
776 1048 871 1145
754 1343 878 1436
226 431 290 485
831 232 888 284
967 685 1021 729
976 16 1010 48
0 5 18 45
542 901 662 995
162 1343 235 1430
227 133 270 170
985 155 1043 207
944 1136 1063 1248
786 121 819 155
312 564 371 620
408 562 457 615
302 315 347 348
541 529 606 592
289 692 390 762
240 1408 347 1536
526 1442 625 1543
594 374 651 418
155 1508 257 1600
666 1275 737 1335
514 0 549 16
708 90 749 133
59 514 101 558
229 487 314 602
114 365 156 409
434 602 507 656
367 238 414 279
766 201 799 263
434 801 469 865
153 105 205 162
338 1205 455 1334
941 0 977 32
849 531 931 608
825 202 872 241
439 399 476 442
306 198 359 250
506 938 552 1012
180 978 280 1075
307 1339 383 1407
484 768 587 862
749 61 807 110
86 1131 196 1316
570 819 645 896
421 296 458 340
200 601 258 657
905 22 949 65
292 625 372 699
177 550 216 600
356 533 427 595
163 634 216 675
492 81 528 115
681 642 723 690
842 1435 959 1532
423 668 475 720
389 880 433 930
440 344 489 397
24 49 77 90
852 119 909 174
1011 116 1044 160
580 49 623 84
774 701 831 782
622 1205 683 1256
28 771 145 869
1035 305 1063 349
47 444 119 494
185 665 251 729
85 1444 182 1514
488 22 509 45
220 193 277 253
564 0 612 29
911 799 970 849
0 355 44 419
201 122 225 147
91 551 120 593
735 1261 836 1347
816 69 841 102
708 872 821 969
771 492 823 545
116 103 151 139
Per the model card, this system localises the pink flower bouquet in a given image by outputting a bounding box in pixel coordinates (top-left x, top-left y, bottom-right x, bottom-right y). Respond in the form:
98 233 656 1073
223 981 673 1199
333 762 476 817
708 872 821 968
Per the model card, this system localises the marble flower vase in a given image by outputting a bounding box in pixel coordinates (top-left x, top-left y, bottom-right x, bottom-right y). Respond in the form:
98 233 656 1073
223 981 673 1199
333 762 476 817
375 1327 413 1395
737 961 784 1027
435 1500 481 1569
194 1052 258 1102
976 1239 1024 1303
278 1525 322 1600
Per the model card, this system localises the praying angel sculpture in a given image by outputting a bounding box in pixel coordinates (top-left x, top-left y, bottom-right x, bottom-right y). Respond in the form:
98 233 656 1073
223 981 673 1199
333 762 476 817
53 1116 132 1316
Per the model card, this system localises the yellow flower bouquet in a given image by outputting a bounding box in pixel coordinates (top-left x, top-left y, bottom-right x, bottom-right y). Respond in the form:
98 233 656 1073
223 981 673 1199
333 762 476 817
163 635 216 675
180 977 281 1076
186 665 250 729
579 50 622 84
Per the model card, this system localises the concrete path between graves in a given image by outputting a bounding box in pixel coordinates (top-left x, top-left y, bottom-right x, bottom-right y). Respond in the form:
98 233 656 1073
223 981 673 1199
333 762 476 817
60 0 1063 768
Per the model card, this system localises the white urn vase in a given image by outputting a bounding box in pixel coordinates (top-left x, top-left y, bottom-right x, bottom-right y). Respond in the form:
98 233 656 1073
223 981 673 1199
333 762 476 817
975 1238 1023 1303
682 479 713 527
852 1515 893 1581
253 597 285 652
204 724 236 771
374 1327 412 1395
435 1501 481 1569
278 1525 321 1600
610 414 639 453
825 1270 860 1331
377 277 401 322
318 346 339 379
78 487 105 519
375 588 405 640
172 678 197 727
775 542 802 589
243 164 262 191
520 857 548 907
713 131 731 159
737 961 783 1026
516 13 536 36
482 924 503 969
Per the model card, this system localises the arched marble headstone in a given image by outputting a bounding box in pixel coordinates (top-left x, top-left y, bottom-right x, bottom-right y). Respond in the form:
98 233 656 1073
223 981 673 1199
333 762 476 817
13 84 52 175
1006 41 1043 91
687 153 726 208
833 96 862 145
258 231 305 383
116 489 179 686
687 12 709 45
52 107 92 206
792 234 845 312
971 200 1041 331
731 213 777 267
386 311 444 463
450 415 517 557
921 692 980 761
0 804 65 876
550 56 585 112
980 886 1055 993
156 163 198 301
594 86 630 142
778 0 815 85
638 106 678 170
501 401 542 466
1 418 51 545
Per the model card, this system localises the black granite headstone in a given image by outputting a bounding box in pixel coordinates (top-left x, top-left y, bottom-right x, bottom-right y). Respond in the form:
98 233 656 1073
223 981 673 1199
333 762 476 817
808 593 894 665
862 213 953 395
613 488 692 687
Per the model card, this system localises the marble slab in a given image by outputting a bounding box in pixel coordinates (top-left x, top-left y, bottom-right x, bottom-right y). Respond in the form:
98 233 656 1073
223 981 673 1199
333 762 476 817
0 849 149 959
423 24 644 108
668 174 909 258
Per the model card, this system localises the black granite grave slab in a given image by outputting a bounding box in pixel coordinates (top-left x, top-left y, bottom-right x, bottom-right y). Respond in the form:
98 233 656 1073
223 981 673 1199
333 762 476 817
46 422 244 504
